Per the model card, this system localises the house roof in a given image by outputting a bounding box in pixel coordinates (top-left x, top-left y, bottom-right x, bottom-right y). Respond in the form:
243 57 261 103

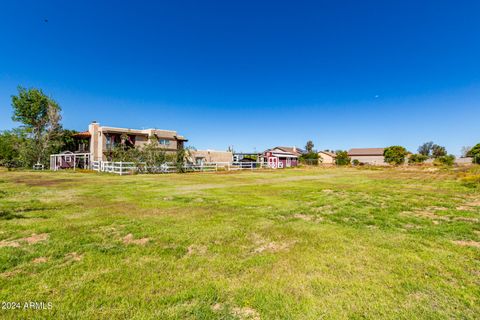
265 148 299 158
348 148 385 156
72 131 91 138
274 146 304 155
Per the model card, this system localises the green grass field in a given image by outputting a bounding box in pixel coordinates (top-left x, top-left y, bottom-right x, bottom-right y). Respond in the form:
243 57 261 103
0 167 479 319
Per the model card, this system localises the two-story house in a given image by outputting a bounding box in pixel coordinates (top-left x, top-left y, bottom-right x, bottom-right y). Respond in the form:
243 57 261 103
74 122 188 161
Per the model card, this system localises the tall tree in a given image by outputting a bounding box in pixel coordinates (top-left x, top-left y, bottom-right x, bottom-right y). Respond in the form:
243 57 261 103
11 86 62 166
305 140 314 153
418 141 433 156
431 144 447 158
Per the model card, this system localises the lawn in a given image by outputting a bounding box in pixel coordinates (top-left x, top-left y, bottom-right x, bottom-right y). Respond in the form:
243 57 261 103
0 167 479 319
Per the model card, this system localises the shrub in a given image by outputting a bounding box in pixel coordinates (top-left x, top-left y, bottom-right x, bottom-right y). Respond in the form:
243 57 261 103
434 154 455 166
408 154 428 164
335 151 350 166
383 146 407 165
459 166 480 188
352 159 360 166
300 152 319 165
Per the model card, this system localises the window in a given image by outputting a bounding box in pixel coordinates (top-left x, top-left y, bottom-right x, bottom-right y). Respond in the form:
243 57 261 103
159 139 171 146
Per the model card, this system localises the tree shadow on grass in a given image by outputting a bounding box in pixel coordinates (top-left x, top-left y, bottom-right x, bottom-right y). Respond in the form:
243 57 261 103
0 210 26 220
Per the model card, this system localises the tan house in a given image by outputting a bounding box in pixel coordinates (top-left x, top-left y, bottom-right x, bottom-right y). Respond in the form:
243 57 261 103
348 148 386 165
189 150 233 164
318 151 336 165
74 122 188 161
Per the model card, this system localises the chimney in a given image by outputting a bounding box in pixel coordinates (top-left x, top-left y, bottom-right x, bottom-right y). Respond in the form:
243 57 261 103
88 121 100 134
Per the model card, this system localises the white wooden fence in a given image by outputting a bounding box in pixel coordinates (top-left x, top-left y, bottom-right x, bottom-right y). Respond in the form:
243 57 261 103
90 161 270 175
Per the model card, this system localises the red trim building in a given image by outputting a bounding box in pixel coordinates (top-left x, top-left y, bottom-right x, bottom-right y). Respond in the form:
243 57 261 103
262 147 299 168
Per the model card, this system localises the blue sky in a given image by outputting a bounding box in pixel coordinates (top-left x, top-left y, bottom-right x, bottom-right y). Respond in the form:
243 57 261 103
0 0 479 155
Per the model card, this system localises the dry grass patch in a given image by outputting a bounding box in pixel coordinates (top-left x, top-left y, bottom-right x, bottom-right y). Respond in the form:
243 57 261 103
0 233 48 247
251 234 296 254
453 240 480 248
294 213 323 222
32 257 48 264
0 269 22 278
211 303 261 320
123 233 150 246
232 306 261 320
65 252 83 262
456 198 480 211
186 244 207 255
12 177 75 187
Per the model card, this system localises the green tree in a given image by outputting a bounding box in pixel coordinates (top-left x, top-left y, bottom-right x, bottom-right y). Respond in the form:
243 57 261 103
11 86 62 166
418 142 433 156
335 150 350 166
299 151 319 165
431 144 447 158
0 130 25 168
305 140 314 153
469 143 480 164
175 147 193 173
141 136 168 172
383 146 407 165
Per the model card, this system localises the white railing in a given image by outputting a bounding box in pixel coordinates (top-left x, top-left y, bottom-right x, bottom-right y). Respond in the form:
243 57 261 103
89 161 270 175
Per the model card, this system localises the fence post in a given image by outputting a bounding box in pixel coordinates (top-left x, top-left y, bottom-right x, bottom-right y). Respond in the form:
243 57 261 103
119 162 123 175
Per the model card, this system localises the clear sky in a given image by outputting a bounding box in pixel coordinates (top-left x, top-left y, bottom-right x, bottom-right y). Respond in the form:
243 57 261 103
0 0 479 155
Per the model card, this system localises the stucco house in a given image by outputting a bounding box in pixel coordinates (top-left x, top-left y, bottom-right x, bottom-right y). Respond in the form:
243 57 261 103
74 122 188 161
348 148 386 165
318 151 336 165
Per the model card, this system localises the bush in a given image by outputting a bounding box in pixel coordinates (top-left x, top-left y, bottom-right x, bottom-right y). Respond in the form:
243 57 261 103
300 152 319 165
408 154 428 164
459 166 480 188
352 159 360 166
383 146 407 165
434 154 455 166
335 151 350 166
469 143 480 164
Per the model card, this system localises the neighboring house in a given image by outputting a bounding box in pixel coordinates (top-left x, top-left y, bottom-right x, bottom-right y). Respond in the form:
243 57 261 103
262 147 299 168
73 121 188 161
189 150 233 165
348 148 386 165
318 151 336 165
